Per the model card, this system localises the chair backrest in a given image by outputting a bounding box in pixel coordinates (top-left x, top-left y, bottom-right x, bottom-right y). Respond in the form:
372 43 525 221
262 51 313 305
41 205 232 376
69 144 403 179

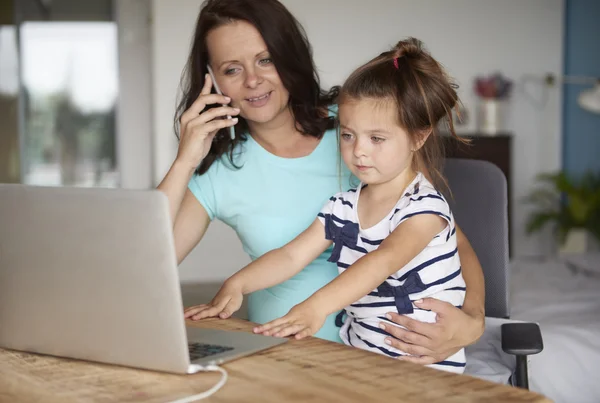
442 158 510 319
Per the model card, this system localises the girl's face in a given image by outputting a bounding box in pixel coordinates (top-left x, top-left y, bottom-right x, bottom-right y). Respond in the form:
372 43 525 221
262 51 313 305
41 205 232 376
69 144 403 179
339 97 416 186
206 20 290 127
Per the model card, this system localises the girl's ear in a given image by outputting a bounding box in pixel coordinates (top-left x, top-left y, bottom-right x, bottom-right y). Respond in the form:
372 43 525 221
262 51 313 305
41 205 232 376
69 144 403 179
412 128 432 152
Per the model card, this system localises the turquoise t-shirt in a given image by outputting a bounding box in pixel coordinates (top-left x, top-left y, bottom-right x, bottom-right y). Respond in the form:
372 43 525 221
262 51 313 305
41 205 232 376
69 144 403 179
188 122 353 342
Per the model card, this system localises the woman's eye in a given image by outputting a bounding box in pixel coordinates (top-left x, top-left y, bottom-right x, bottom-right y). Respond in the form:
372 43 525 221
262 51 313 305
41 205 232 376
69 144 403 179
259 58 272 65
224 67 239 75
341 133 353 140
371 136 385 143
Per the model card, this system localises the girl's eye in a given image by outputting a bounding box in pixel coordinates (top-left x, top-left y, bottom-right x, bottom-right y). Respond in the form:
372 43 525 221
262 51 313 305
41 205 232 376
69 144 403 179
371 136 385 143
341 133 353 140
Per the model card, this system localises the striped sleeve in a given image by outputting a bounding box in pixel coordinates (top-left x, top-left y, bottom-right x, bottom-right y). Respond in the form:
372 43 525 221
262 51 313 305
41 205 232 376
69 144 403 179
390 190 452 230
317 193 340 226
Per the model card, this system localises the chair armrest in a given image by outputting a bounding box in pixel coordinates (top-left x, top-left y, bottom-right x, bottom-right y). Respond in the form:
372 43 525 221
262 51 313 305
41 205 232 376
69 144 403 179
501 322 543 356
500 322 543 389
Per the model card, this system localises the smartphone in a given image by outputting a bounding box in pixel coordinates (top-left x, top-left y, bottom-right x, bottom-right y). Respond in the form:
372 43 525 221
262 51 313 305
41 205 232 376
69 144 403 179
206 64 235 140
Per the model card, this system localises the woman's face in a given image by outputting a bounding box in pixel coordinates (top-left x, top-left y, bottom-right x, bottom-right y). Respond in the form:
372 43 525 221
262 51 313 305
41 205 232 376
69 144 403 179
206 20 290 126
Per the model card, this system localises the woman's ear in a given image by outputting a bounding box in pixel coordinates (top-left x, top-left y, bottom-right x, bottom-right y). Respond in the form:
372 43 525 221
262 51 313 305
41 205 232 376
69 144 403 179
412 128 433 152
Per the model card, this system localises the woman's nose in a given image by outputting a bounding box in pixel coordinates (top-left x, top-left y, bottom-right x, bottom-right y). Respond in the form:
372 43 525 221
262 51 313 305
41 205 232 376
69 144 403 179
244 67 262 89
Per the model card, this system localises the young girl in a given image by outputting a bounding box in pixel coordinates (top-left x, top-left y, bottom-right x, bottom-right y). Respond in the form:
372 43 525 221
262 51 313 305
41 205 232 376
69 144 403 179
186 37 467 372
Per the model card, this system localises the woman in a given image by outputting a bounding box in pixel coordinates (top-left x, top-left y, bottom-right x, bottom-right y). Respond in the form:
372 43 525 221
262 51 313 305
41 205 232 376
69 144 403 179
158 0 484 365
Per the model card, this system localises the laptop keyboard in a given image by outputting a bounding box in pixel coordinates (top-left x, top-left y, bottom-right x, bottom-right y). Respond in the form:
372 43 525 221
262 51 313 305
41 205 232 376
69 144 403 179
188 342 234 361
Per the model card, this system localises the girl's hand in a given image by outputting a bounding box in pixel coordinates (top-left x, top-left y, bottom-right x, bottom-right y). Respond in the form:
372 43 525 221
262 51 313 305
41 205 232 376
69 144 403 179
253 302 326 339
184 281 243 321
176 73 239 171
381 298 484 364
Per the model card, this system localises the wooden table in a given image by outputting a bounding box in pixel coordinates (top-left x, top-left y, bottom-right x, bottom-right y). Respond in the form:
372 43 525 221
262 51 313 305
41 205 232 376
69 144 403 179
0 317 550 402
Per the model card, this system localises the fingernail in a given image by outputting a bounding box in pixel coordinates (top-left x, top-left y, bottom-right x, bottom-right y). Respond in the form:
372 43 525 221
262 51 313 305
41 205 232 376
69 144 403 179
233 108 240 112
232 118 239 122
385 313 392 320
384 338 392 345
414 299 423 305
224 96 231 101
379 324 386 330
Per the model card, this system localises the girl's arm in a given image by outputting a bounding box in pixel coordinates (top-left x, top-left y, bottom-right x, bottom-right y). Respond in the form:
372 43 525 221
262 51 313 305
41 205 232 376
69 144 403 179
185 219 332 320
230 219 332 294
379 224 485 364
254 213 446 338
309 213 445 315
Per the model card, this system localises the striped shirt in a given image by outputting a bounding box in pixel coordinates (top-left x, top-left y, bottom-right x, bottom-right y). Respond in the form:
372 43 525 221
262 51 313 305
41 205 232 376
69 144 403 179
317 172 466 372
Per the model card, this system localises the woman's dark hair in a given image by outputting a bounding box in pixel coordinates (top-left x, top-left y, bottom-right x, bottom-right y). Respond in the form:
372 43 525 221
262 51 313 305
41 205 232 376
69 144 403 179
175 0 338 175
339 37 467 191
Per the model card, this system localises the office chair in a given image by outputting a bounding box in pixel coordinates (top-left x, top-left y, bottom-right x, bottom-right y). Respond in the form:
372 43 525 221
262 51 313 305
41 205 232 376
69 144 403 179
442 158 543 389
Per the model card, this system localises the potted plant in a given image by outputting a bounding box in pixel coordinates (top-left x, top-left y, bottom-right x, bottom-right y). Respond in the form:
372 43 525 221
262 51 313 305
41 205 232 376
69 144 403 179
525 171 600 254
473 72 513 135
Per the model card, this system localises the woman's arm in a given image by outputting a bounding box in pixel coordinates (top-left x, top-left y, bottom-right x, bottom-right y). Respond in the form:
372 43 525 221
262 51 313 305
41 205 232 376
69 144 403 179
172 190 212 265
157 73 240 263
157 160 196 226
456 225 486 322
157 160 211 264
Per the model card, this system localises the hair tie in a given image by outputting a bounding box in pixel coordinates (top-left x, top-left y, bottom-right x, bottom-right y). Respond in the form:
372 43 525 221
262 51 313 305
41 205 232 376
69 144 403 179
393 57 399 69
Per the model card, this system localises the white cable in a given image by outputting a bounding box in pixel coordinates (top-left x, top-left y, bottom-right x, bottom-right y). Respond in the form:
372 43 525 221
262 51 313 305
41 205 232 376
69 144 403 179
165 365 228 403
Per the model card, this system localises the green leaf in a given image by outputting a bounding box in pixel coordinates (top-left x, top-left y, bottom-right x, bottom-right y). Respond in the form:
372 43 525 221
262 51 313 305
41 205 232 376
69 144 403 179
526 212 559 234
525 169 600 242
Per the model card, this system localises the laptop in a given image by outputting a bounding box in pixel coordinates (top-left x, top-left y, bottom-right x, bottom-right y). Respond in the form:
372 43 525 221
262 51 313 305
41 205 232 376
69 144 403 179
0 184 287 374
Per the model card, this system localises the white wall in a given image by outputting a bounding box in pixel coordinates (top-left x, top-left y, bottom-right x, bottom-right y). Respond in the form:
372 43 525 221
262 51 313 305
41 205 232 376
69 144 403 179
115 0 153 189
151 0 565 283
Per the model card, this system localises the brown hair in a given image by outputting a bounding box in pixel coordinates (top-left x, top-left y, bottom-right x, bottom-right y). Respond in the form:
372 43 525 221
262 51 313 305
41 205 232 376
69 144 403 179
339 37 466 190
175 0 338 175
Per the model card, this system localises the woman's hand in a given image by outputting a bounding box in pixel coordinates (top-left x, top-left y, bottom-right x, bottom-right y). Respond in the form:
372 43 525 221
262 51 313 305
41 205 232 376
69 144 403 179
176 73 239 171
381 298 484 364
184 281 244 321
